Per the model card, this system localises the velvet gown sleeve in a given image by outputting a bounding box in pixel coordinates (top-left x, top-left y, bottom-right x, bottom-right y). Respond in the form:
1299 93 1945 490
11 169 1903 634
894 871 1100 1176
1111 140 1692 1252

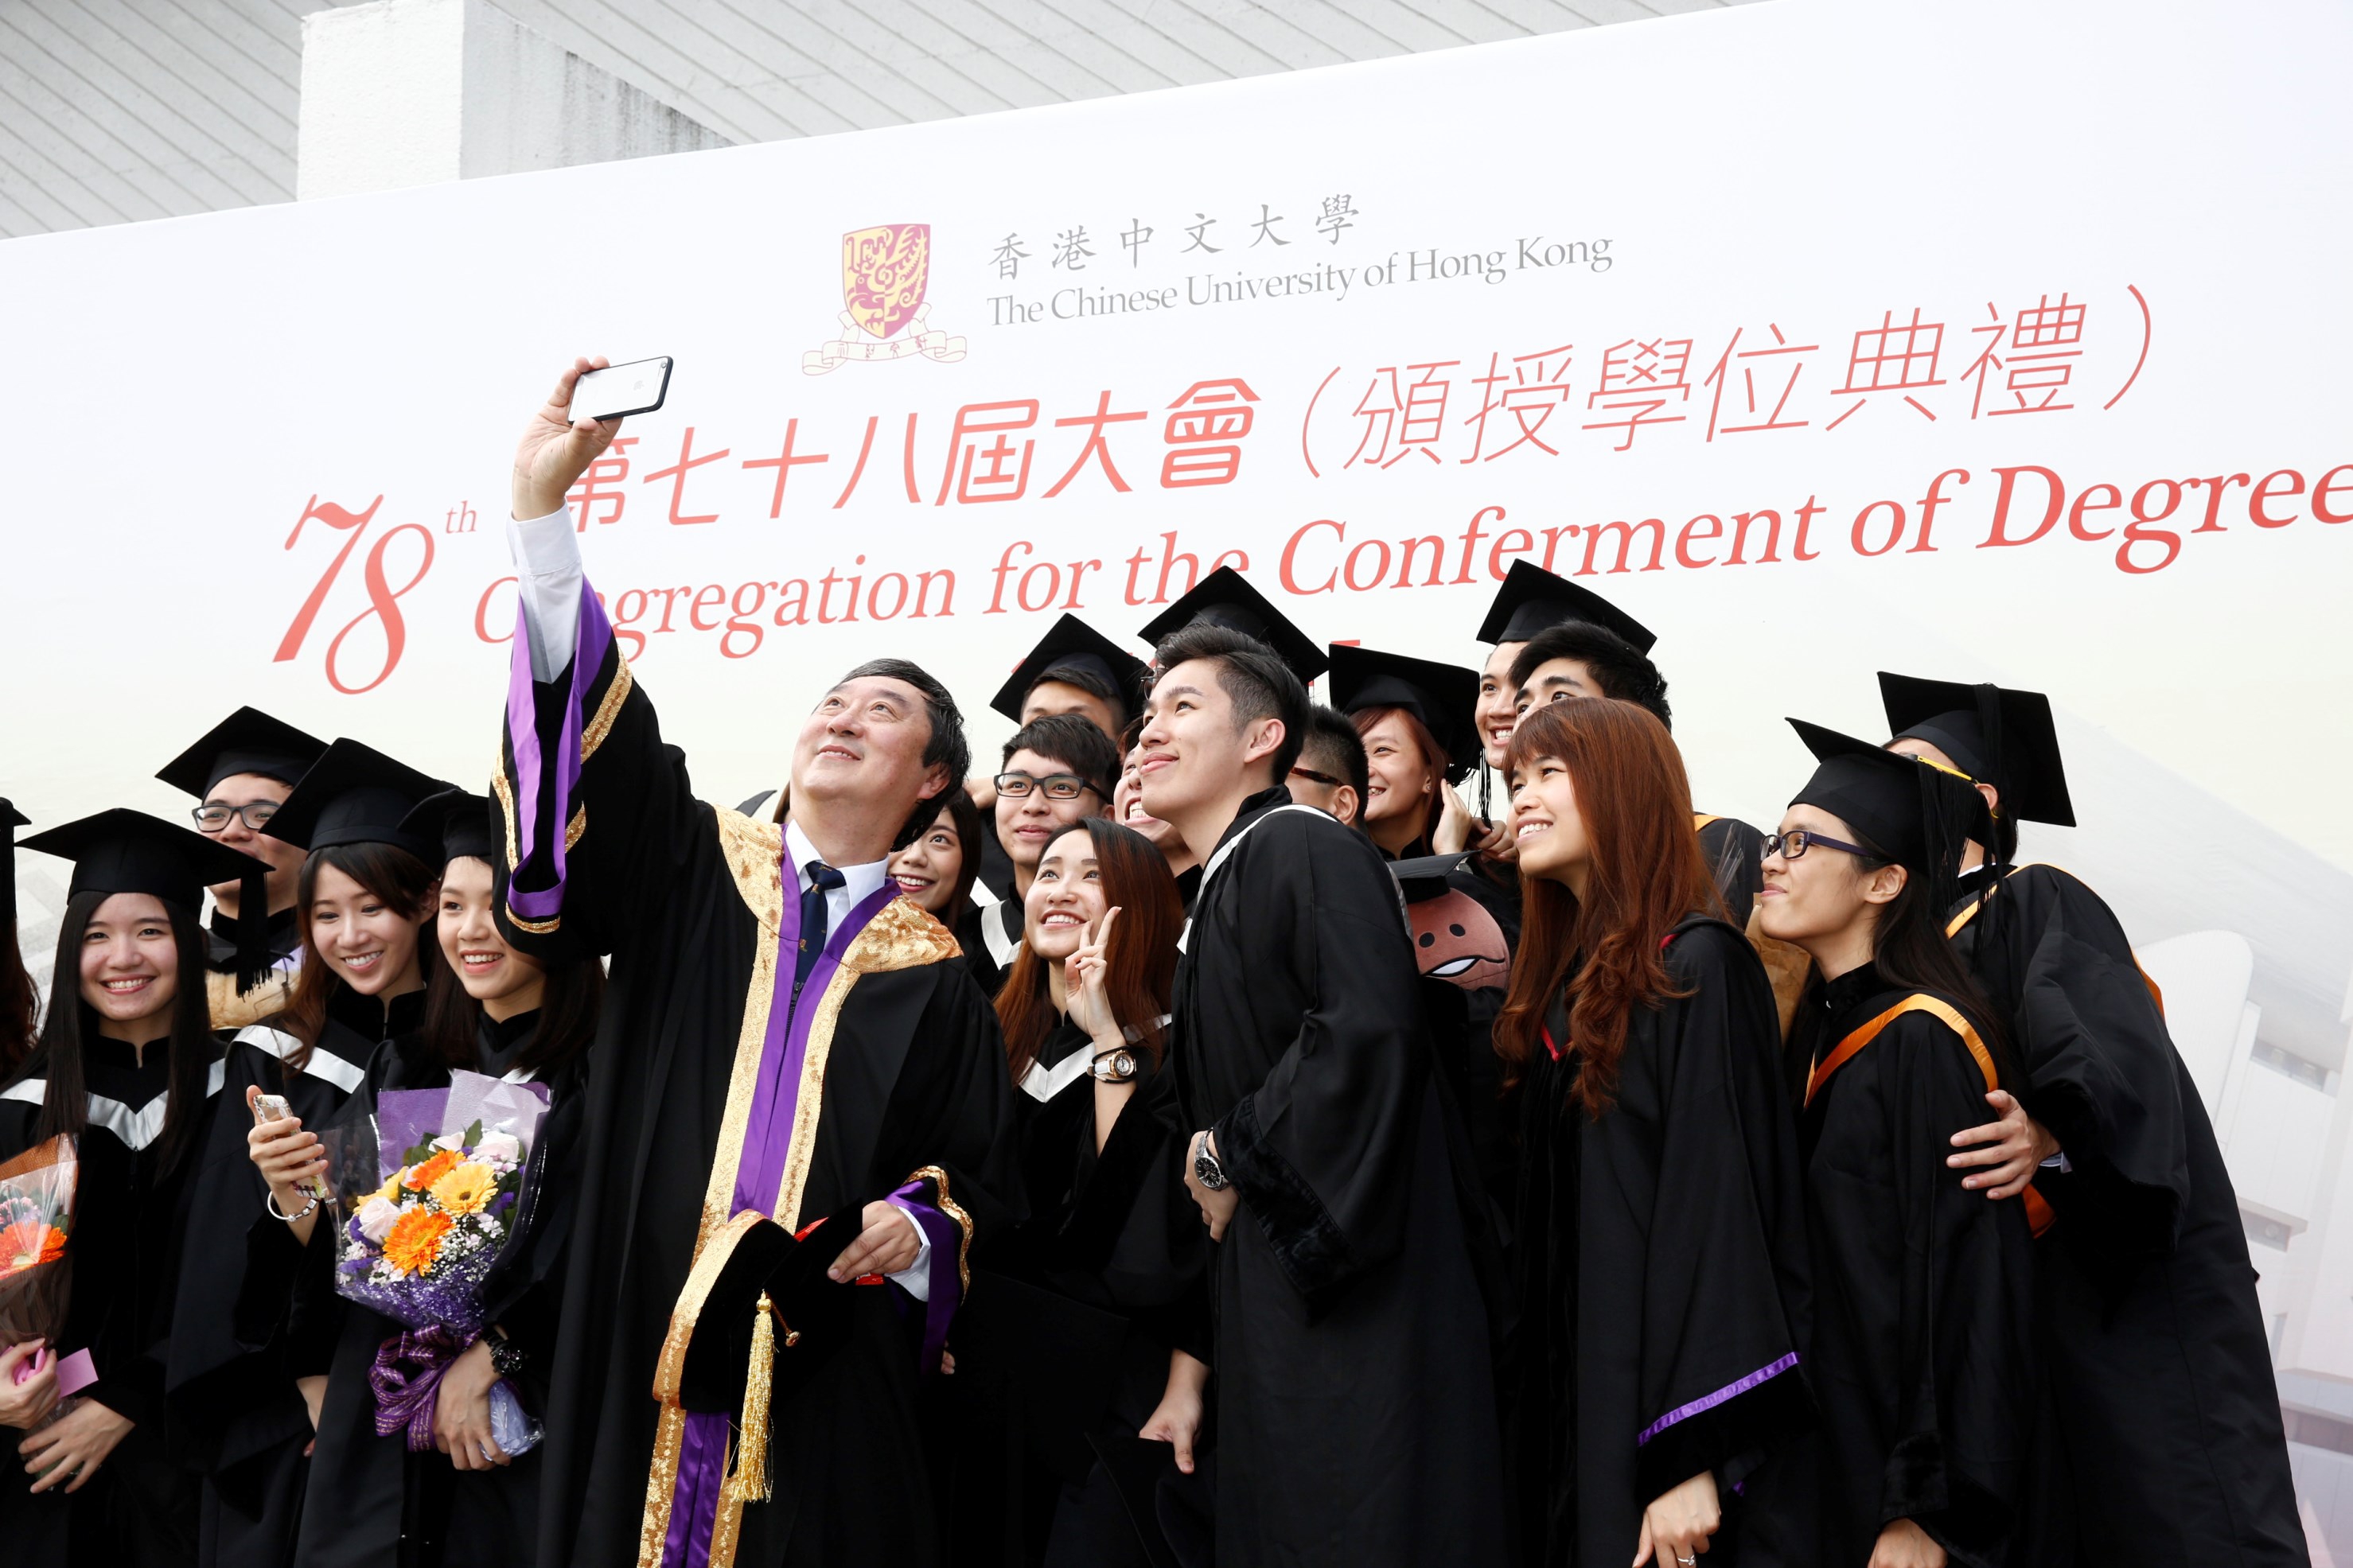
1620 923 1815 1500
1992 866 2190 1259
490 547 703 967
1207 812 1432 1304
864 965 1025 1301
1808 1010 2037 1568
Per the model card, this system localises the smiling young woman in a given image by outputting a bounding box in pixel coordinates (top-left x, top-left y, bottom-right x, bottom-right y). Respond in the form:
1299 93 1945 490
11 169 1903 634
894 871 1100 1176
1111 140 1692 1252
949 818 1202 1566
245 788 606 1568
162 738 446 1568
1491 700 1814 1568
1754 721 2043 1568
0 810 270 1565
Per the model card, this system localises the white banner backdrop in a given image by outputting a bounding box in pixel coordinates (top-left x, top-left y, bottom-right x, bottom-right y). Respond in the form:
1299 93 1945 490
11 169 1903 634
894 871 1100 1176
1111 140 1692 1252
5 0 2353 1543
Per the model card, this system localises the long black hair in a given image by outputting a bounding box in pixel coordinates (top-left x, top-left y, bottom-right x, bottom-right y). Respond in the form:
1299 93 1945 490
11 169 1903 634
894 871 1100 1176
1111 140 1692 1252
1839 765 2022 1087
0 924 37 1080
276 842 442 1070
419 857 604 1077
18 891 216 1173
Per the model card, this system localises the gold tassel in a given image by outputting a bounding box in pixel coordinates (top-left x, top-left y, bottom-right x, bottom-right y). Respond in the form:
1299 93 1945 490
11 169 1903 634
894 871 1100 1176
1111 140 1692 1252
731 1294 777 1505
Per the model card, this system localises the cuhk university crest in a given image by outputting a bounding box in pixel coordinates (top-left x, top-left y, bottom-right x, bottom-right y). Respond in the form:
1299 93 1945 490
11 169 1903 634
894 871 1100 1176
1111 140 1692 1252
804 223 968 374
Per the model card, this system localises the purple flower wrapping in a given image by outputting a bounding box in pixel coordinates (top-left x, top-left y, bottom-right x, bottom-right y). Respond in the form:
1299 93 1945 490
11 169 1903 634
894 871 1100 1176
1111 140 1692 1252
330 1071 551 1340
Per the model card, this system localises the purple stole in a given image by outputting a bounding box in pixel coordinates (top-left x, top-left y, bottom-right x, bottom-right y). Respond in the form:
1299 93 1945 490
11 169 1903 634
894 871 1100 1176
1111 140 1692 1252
495 580 967 1568
643 858 965 1568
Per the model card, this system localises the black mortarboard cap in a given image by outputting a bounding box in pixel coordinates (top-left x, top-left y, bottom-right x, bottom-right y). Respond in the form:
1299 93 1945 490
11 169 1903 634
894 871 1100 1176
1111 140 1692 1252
1877 671 2075 828
1787 719 1989 909
263 739 445 858
1327 644 1482 782
1475 559 1657 653
156 706 329 800
398 788 498 867
989 614 1151 726
21 808 275 987
1389 850 1473 905
1 800 24 932
1137 566 1327 686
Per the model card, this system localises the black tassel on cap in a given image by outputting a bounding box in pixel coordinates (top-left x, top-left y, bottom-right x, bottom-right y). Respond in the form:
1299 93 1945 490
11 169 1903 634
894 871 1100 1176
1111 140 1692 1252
233 858 273 994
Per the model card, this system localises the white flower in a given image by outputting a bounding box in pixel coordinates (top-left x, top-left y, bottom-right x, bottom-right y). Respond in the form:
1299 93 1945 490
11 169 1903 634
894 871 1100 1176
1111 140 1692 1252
474 1132 522 1165
431 1133 466 1152
356 1196 400 1243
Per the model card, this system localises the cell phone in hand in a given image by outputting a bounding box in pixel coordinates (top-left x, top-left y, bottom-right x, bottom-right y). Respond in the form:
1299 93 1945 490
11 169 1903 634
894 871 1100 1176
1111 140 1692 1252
571 356 672 422
251 1093 321 1199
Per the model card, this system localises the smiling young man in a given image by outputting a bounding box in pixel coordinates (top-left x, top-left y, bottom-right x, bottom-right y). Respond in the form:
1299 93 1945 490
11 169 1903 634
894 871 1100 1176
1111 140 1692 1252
1140 622 1505 1568
154 706 326 1026
490 360 1019 1568
968 714 1118 988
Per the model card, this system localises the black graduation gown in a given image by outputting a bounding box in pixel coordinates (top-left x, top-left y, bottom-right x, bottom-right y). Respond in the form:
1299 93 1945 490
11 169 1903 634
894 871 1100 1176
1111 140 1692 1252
493 638 1020 1568
945 1021 1206 1568
279 1014 583 1568
175 986 423 1568
1790 967 2038 1568
0 1029 209 1566
1170 788 1506 1568
953 904 1006 998
1171 865 1202 917
446 1014 586 1568
1696 815 1767 928
1950 865 2304 1567
1506 918 1815 1568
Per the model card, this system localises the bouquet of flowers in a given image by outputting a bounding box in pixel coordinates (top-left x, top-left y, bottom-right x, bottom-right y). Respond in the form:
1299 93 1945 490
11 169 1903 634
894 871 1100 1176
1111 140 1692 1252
0 1135 89 1400
321 1072 550 1453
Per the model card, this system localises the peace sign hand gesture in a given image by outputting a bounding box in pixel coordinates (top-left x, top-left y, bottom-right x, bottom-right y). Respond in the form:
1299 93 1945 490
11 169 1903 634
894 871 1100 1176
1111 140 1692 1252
1065 906 1123 1047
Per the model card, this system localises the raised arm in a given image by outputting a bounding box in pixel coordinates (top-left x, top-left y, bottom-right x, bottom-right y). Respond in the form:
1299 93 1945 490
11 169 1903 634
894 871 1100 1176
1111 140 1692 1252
490 359 703 957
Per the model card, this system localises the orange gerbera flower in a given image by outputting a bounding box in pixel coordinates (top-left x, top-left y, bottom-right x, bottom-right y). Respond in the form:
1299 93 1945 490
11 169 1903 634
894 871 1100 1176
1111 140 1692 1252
0 1216 64 1275
383 1207 454 1277
403 1149 462 1192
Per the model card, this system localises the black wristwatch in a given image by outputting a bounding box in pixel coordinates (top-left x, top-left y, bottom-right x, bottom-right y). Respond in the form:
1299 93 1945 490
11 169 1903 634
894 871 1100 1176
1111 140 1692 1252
486 1329 525 1379
1193 1134 1229 1192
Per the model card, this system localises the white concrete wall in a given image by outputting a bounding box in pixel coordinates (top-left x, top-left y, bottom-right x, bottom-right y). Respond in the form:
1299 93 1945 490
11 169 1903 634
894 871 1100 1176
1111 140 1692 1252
296 0 725 201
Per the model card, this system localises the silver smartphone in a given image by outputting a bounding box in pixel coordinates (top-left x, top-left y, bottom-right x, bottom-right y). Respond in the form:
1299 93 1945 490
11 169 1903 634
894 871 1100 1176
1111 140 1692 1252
571 356 672 422
251 1093 321 1198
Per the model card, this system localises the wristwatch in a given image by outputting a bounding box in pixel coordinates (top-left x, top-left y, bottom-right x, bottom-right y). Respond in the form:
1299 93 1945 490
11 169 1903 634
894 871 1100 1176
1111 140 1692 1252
1089 1048 1138 1084
486 1329 526 1379
1193 1134 1229 1192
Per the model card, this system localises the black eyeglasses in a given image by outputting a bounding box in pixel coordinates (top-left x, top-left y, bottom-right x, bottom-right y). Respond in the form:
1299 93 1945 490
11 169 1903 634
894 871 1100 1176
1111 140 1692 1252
1759 829 1874 863
193 802 280 833
1288 765 1344 789
995 772 1102 802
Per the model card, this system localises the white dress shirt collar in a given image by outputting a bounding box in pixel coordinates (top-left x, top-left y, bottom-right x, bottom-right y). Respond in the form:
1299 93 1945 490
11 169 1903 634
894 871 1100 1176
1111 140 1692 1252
783 819 892 925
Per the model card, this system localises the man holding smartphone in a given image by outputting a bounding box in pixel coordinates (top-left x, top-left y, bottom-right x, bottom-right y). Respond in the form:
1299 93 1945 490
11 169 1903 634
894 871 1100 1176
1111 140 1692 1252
492 359 1019 1568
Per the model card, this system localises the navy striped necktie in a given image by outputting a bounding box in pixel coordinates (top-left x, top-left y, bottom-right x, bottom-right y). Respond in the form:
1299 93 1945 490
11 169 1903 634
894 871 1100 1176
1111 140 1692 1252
796 860 847 994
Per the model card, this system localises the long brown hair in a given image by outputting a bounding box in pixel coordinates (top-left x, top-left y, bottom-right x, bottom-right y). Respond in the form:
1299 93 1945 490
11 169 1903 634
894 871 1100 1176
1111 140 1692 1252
994 819 1183 1083
275 842 442 1069
1493 700 1721 1116
1351 704 1446 850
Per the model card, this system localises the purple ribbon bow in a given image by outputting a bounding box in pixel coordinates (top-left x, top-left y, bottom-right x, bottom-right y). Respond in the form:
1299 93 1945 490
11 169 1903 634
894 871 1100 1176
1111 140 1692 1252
368 1324 475 1451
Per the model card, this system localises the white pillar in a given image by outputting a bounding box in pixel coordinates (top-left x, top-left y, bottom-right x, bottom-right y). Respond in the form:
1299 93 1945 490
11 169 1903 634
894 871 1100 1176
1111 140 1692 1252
296 0 727 201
